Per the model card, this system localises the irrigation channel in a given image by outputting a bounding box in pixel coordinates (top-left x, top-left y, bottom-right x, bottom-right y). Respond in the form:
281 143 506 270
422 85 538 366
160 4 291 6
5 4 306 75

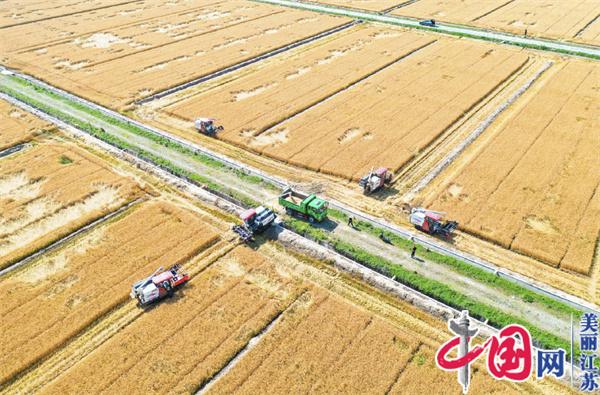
253 0 600 60
0 68 597 356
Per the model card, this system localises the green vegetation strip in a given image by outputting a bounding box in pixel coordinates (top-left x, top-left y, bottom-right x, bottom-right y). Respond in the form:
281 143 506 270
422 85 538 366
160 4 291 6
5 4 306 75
0 83 261 208
285 213 576 355
328 208 581 318
6 75 278 190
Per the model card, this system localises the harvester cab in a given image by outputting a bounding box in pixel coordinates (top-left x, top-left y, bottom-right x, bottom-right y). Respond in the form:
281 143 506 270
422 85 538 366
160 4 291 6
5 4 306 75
358 167 392 195
233 206 277 242
409 207 458 239
130 264 190 306
194 117 223 136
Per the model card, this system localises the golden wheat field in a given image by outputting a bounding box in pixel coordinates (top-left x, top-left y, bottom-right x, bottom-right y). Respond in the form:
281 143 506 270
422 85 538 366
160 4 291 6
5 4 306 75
19 245 559 395
422 60 600 274
244 38 528 181
1 0 348 108
0 200 219 384
0 98 49 150
394 0 600 45
313 0 406 11
166 25 435 145
0 142 141 271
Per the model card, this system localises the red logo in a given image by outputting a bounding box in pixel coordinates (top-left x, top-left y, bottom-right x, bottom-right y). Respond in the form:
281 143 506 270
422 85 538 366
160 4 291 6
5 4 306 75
436 311 532 393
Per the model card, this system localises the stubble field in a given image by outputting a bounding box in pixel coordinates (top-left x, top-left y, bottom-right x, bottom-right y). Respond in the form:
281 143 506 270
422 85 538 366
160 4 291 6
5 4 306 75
1 0 348 108
394 0 600 45
420 60 600 274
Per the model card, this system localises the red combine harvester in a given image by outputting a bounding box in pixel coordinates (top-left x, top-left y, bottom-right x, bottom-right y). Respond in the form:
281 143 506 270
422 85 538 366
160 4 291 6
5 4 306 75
130 265 189 305
358 167 392 195
409 208 458 239
233 205 277 242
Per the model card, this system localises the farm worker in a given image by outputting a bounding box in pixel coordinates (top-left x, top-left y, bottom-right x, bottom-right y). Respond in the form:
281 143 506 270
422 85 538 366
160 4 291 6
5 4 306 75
411 245 417 259
348 216 354 229
524 28 528 37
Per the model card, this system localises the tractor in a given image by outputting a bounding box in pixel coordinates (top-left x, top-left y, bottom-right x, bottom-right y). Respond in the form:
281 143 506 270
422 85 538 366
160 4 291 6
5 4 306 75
233 206 277 242
130 265 189 306
409 207 458 239
358 167 393 195
194 117 223 136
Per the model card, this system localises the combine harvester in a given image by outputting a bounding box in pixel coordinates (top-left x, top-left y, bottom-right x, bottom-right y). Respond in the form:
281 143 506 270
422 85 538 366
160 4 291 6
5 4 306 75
409 207 458 239
130 265 189 306
358 167 392 195
279 187 328 223
233 206 277 242
194 117 223 136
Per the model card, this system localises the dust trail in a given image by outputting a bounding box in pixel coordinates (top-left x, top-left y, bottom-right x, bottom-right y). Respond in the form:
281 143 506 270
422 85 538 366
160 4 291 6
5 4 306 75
405 61 552 200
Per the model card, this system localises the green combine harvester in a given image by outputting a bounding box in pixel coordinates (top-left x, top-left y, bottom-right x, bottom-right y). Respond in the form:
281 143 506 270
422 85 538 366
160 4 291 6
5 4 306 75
279 187 328 223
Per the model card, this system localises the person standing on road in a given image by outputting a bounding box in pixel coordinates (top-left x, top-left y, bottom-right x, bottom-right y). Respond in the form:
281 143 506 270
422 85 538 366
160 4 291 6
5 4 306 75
411 245 417 259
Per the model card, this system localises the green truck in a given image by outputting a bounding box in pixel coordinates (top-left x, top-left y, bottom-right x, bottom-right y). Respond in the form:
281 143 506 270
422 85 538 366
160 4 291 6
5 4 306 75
279 188 328 223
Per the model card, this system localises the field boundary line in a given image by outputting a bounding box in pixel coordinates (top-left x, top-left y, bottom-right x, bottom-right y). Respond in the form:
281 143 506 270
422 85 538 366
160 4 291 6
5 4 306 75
0 197 143 277
136 20 357 104
575 14 600 37
195 291 304 394
406 60 553 199
470 0 517 22
251 0 600 60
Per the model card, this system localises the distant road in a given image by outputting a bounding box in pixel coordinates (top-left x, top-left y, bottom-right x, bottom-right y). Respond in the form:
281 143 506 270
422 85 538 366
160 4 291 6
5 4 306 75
254 0 600 60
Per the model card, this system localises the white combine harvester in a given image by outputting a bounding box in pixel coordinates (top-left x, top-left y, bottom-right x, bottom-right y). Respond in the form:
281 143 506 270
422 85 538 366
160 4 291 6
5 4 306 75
130 265 189 306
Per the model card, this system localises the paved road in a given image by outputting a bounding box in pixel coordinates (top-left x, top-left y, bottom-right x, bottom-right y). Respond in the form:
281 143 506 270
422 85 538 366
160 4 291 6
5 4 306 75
254 0 600 59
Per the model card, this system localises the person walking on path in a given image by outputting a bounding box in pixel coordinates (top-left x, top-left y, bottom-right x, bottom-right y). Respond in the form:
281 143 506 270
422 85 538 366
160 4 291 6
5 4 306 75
348 216 354 229
411 245 417 259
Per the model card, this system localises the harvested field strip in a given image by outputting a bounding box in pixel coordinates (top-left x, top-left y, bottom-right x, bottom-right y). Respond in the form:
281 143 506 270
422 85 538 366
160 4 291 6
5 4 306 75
167 26 435 141
0 98 49 151
258 39 527 180
37 246 297 394
0 201 220 384
0 143 141 270
426 61 600 273
4 8 348 107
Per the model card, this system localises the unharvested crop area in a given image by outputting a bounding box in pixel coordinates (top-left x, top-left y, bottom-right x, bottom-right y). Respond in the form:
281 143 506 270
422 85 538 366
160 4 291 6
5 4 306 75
1 0 347 108
0 142 141 271
0 200 219 384
166 26 435 144
395 0 600 45
28 245 552 394
0 98 49 150
232 38 528 181
421 60 600 274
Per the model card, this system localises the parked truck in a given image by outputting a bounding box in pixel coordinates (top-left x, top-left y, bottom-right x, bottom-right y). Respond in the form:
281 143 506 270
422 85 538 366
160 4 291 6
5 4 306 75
279 187 328 223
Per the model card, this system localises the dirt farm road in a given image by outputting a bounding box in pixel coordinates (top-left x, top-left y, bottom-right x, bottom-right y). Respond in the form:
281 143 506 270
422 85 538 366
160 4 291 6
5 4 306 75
254 0 600 60
0 71 585 343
